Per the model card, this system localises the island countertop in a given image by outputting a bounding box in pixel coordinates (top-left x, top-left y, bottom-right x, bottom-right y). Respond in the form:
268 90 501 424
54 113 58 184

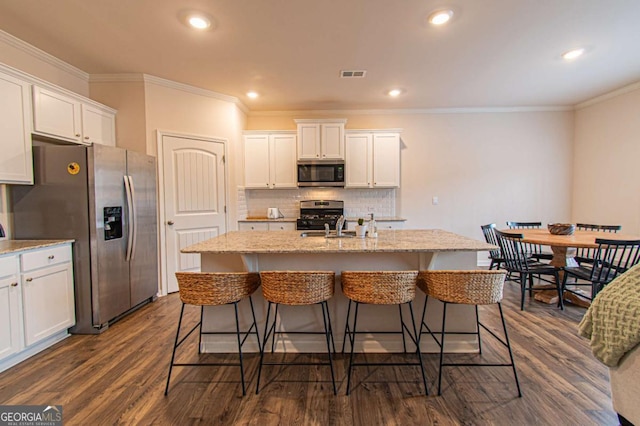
182 229 494 254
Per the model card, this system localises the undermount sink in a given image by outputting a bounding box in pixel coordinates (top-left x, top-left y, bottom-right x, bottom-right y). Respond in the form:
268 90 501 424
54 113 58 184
300 230 356 238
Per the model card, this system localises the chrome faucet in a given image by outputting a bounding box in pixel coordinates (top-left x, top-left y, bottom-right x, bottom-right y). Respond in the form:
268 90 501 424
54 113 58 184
335 215 345 236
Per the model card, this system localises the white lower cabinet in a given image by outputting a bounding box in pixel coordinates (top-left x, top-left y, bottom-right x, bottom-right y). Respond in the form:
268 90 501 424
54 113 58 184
22 262 75 346
0 255 23 360
0 243 75 372
268 222 296 231
376 221 404 230
238 222 296 231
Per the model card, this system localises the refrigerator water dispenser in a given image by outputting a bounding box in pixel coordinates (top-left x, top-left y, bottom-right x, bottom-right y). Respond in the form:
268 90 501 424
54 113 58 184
104 206 123 240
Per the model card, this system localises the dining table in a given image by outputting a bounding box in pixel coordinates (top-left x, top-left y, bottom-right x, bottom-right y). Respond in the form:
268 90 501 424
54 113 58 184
500 227 640 306
500 228 639 268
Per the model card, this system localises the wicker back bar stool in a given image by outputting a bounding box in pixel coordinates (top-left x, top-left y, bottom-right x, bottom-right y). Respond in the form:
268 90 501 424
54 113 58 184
417 270 521 397
341 271 428 396
256 271 337 395
165 272 261 396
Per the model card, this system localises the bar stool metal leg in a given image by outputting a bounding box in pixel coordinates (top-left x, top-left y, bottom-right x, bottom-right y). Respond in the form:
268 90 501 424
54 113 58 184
256 301 273 394
346 301 360 395
321 301 337 395
399 305 407 353
165 303 187 396
407 301 429 395
233 301 247 396
437 302 448 395
341 300 353 353
475 305 482 355
249 296 262 353
499 303 522 397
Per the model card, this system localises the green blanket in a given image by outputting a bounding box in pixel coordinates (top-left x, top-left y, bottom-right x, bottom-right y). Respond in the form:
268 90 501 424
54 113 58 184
578 262 640 367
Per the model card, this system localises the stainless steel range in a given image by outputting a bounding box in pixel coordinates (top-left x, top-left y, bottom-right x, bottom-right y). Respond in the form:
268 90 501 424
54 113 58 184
297 200 346 230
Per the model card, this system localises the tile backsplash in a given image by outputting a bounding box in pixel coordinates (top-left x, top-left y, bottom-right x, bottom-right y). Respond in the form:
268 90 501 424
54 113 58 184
238 187 396 219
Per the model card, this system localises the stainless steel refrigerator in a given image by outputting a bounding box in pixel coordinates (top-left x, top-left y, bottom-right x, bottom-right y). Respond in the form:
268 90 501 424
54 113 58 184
11 142 158 334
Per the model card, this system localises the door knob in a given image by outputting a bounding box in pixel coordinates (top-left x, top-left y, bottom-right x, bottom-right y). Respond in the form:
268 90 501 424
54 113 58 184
167 220 174 225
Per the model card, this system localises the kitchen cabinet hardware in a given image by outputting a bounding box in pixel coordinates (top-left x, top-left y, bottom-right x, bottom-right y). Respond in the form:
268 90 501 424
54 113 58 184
11 282 18 287
48 255 55 260
167 220 174 225
26 278 32 282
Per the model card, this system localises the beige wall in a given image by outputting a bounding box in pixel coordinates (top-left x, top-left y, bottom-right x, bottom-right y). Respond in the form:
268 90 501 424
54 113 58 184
573 87 640 234
248 110 574 239
90 80 147 154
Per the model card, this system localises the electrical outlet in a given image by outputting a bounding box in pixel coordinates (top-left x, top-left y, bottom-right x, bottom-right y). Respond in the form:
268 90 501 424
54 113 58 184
432 196 439 205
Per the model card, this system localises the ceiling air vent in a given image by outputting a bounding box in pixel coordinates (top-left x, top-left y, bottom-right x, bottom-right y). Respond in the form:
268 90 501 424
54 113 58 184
340 70 367 78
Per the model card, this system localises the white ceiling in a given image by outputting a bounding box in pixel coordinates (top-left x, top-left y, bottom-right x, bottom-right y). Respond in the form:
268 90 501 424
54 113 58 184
1 0 639 111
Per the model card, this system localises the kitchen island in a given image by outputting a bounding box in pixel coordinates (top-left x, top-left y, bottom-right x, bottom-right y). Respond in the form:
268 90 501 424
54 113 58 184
182 229 495 353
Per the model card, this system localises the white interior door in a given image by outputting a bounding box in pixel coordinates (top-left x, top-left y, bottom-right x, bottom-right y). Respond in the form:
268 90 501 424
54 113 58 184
161 135 227 293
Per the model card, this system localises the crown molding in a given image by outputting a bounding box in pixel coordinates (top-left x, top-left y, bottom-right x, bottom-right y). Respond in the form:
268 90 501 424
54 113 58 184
248 105 573 117
90 73 146 83
0 29 89 81
89 73 250 114
143 74 250 114
575 81 640 110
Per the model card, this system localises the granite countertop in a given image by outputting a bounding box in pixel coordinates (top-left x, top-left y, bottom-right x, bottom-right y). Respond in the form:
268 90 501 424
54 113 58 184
182 229 494 254
0 240 75 256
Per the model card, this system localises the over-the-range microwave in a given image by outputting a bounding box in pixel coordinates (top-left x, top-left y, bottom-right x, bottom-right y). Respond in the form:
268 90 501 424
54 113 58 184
297 161 345 187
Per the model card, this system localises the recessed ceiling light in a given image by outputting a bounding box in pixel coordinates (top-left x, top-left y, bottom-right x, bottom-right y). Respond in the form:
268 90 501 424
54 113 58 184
562 48 585 60
428 9 454 26
188 16 210 29
247 91 259 99
388 89 402 97
179 11 214 30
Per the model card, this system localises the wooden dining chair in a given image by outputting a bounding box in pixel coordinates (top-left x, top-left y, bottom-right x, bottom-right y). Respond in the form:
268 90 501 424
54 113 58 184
495 229 563 311
574 223 622 265
562 238 640 300
480 223 505 270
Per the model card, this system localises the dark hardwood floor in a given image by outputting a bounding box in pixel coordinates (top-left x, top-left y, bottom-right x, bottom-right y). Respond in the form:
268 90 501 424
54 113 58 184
0 282 617 425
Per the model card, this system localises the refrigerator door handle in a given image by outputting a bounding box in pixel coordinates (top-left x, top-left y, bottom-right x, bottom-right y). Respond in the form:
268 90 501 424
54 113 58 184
128 175 138 260
124 175 135 261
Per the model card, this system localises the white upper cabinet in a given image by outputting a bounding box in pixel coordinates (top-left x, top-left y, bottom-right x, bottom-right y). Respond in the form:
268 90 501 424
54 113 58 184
82 104 116 146
0 70 33 184
345 130 401 188
32 86 82 143
244 132 297 189
33 86 116 146
295 119 346 161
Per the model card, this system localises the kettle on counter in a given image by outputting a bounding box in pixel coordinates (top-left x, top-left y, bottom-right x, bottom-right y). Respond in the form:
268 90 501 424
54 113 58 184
267 208 284 219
